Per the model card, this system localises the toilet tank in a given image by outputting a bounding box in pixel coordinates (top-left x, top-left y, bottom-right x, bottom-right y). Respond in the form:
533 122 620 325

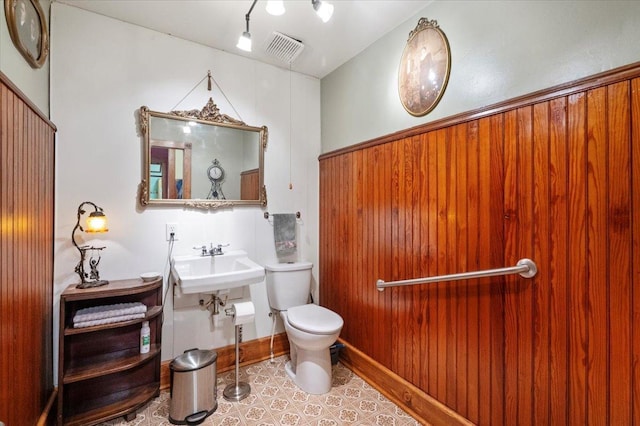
265 261 313 311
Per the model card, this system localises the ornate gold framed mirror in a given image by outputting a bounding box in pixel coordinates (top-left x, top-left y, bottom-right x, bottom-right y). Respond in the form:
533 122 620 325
138 98 267 209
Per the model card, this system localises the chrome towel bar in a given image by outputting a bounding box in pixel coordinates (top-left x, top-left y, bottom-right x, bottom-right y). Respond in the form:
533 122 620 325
376 258 537 291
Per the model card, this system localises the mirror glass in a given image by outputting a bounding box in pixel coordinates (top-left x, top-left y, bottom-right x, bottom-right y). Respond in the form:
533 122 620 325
139 98 267 208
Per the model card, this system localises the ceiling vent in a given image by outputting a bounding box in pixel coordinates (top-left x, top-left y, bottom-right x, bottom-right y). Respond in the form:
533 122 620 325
263 31 305 64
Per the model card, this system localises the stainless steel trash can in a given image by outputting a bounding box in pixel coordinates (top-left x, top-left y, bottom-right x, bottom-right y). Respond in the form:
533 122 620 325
169 349 218 425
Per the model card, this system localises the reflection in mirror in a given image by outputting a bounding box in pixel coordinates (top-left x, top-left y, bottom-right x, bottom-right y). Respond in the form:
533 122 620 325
139 98 267 209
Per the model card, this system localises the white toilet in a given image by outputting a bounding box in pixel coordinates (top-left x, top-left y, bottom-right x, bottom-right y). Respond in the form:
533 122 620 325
265 261 343 394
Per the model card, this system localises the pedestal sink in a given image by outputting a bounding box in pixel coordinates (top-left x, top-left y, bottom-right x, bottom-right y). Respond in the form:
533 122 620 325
171 250 265 294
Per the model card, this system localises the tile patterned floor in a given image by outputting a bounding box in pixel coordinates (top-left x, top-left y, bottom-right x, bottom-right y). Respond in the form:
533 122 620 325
100 356 421 426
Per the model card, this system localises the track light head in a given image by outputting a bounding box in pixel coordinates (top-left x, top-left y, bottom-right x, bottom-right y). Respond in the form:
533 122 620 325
266 0 285 16
237 31 252 52
312 0 334 23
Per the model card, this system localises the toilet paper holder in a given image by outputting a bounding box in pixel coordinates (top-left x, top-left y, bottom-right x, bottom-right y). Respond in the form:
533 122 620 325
223 301 255 402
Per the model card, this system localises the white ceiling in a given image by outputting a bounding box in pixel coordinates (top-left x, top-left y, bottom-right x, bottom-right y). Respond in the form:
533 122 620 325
56 0 431 78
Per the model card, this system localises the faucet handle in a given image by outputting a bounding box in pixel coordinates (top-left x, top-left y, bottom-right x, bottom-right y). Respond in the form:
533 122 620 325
193 245 207 255
211 243 229 255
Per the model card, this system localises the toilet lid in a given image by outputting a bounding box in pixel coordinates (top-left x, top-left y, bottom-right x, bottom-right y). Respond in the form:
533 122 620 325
287 304 343 335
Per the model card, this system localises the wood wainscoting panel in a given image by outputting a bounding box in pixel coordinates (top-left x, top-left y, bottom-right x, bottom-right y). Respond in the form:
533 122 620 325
319 63 640 425
0 73 56 426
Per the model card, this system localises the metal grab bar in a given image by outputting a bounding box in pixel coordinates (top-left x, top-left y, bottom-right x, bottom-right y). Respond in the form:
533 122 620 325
376 258 537 291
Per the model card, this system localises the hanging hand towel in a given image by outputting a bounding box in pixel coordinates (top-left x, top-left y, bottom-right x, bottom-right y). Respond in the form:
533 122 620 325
273 213 297 256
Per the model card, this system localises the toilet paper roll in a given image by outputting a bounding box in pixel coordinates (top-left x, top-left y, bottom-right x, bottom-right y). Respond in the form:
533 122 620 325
231 301 255 326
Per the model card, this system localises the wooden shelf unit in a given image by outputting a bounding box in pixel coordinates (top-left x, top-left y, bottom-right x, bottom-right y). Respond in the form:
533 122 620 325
57 278 163 425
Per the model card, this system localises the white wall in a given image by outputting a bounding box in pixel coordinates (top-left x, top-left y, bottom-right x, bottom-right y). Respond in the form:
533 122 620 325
0 0 50 114
50 3 320 375
321 0 640 153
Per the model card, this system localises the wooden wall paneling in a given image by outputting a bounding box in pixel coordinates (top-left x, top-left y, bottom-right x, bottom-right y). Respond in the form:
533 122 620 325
411 135 421 386
453 123 468 414
445 128 459 408
465 120 480 423
354 149 364 355
476 114 506 425
606 81 632 424
343 152 354 353
586 86 609 424
398 138 413 377
22 102 32 416
16 89 27 422
371 145 380 362
318 161 325 303
434 127 448 403
335 155 346 329
409 135 428 387
381 142 394 368
319 159 330 317
333 154 342 313
366 145 378 359
403 137 415 383
516 106 534 426
532 101 551 425
0 82 12 424
414 133 428 391
424 131 438 396
503 108 519 425
476 116 492 425
357 150 367 355
489 114 506 426
567 91 588 425
356 150 367 354
0 75 55 425
390 139 403 375
446 127 458 408
332 154 342 313
548 96 569 424
240 168 258 200
319 64 640 425
632 77 640 425
42 87 55 415
355 150 365 356
371 143 383 366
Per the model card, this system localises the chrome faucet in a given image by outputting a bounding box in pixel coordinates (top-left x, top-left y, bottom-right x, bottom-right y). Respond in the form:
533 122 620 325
193 243 228 256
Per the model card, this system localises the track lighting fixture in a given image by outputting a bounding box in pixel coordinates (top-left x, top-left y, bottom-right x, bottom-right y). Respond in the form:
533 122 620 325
237 0 258 52
238 0 334 53
312 0 334 23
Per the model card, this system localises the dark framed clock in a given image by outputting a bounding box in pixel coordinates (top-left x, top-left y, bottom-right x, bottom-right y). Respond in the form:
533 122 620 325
206 159 226 200
398 18 451 117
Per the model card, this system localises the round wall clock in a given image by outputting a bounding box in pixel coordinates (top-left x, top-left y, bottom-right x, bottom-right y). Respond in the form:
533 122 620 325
398 18 451 117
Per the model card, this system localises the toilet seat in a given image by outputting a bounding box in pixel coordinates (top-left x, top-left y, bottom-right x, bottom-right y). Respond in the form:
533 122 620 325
287 304 343 335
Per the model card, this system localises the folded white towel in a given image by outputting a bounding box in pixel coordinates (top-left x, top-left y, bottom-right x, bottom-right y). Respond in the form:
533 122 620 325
73 313 147 328
73 302 147 324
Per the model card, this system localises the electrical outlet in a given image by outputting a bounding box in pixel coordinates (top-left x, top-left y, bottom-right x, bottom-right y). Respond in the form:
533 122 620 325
166 223 179 241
